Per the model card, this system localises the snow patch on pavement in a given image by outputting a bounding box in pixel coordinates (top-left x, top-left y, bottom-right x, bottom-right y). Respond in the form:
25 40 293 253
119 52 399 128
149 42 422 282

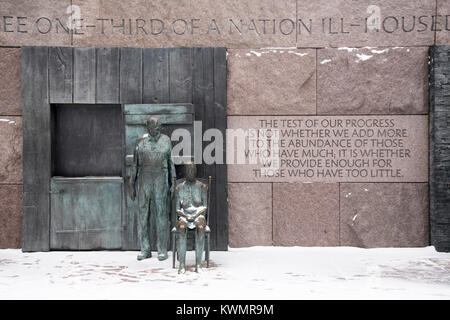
0 247 449 299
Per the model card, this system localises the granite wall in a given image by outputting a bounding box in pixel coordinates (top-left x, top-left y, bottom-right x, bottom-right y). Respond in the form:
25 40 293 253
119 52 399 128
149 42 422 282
1 0 448 248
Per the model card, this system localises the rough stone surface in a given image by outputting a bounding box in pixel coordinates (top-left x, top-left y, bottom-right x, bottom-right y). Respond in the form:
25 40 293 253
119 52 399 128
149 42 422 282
0 0 442 47
72 0 296 48
0 48 21 116
429 46 450 252
273 183 339 246
0 117 22 184
0 185 22 249
227 49 316 115
227 115 429 183
340 183 429 248
297 0 435 48
317 47 429 115
437 0 450 45
228 183 272 247
0 0 71 46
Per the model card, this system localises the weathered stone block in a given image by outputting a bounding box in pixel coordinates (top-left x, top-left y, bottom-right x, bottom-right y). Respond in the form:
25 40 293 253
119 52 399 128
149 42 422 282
273 183 339 246
0 0 71 46
297 0 435 48
437 0 450 45
0 117 22 184
0 185 22 249
0 48 21 116
317 47 429 115
227 49 316 115
340 183 429 248
72 0 297 48
227 115 428 183
228 183 272 247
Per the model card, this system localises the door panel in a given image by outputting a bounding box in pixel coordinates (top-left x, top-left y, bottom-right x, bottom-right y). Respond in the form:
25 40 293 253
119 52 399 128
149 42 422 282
122 103 195 250
124 104 194 115
50 177 123 250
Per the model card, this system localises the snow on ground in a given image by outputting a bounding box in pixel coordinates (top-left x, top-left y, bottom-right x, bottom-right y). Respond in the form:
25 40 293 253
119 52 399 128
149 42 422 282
0 246 450 299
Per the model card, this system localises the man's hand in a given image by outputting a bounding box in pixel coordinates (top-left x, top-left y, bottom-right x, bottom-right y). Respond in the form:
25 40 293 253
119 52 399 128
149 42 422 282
128 180 136 201
170 183 175 199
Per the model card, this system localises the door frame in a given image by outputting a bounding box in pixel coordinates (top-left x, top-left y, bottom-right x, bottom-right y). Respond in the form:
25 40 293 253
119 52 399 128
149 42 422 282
121 103 195 250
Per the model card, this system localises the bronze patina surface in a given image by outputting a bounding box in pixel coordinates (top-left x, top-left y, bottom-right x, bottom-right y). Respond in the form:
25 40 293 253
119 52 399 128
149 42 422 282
174 162 208 273
129 116 176 261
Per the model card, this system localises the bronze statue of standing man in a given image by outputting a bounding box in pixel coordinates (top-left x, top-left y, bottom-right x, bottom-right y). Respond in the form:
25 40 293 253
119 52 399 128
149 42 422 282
129 116 176 261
